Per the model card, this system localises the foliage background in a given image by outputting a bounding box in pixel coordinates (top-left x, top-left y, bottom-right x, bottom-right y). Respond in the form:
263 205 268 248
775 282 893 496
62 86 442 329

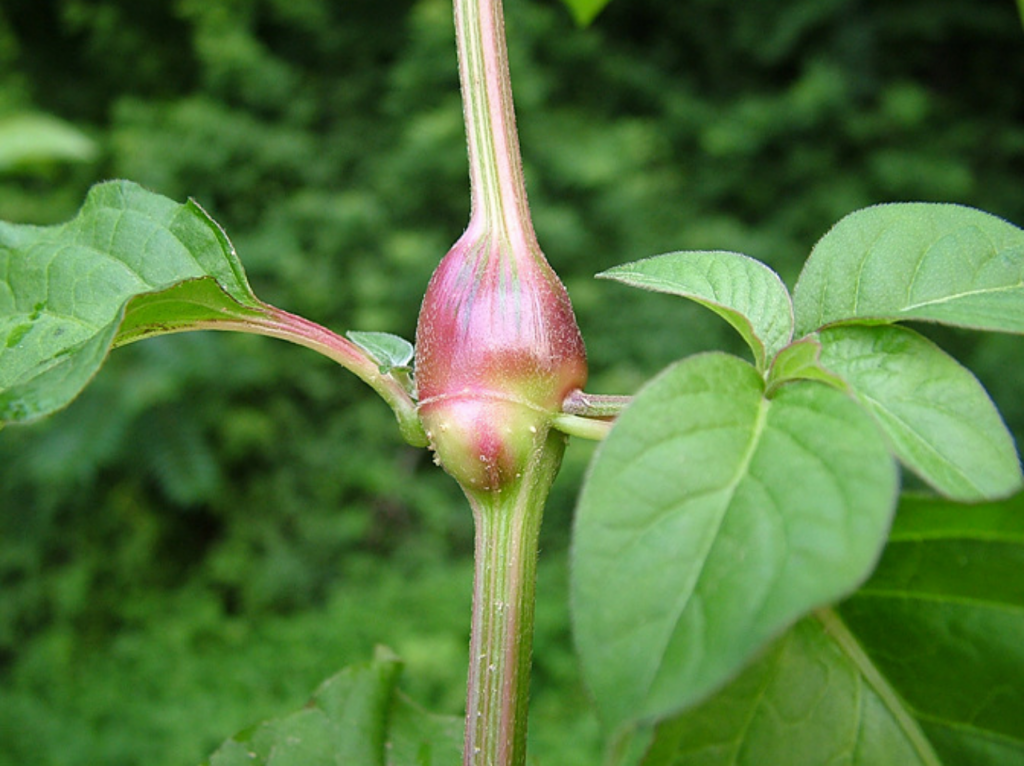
1 0 1022 763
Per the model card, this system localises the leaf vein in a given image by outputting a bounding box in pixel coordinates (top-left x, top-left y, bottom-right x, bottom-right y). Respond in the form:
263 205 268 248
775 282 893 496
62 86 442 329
848 588 1024 615
816 608 943 766
637 395 773 714
900 281 1022 312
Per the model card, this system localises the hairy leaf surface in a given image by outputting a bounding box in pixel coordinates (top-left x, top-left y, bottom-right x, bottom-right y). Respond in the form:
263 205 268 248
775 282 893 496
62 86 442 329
792 203 1024 336
0 181 265 423
817 325 1022 501
600 251 793 372
634 613 941 766
839 492 1024 766
572 353 898 739
621 493 1024 766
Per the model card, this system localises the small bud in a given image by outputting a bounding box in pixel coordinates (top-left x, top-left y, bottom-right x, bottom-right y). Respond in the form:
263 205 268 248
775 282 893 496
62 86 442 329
415 223 587 493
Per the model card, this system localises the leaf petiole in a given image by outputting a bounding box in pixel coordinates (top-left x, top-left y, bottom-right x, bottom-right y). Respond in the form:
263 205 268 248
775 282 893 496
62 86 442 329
163 304 428 447
561 390 632 418
552 412 614 441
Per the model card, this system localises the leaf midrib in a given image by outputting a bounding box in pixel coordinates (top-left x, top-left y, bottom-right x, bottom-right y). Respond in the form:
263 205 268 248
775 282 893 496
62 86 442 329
859 392 984 495
845 588 1024 617
913 709 1024 752
636 393 772 714
816 607 943 766
901 281 1023 313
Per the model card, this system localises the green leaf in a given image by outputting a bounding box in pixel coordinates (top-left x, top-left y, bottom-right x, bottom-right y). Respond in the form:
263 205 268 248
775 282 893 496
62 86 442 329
839 492 1024 765
765 335 847 392
1 180 424 443
114 276 267 346
204 647 462 766
387 693 466 765
346 331 414 373
817 325 1022 501
632 492 1024 766
0 180 265 423
792 203 1024 336
0 113 98 171
572 353 898 742
599 251 794 372
560 0 615 26
633 612 941 766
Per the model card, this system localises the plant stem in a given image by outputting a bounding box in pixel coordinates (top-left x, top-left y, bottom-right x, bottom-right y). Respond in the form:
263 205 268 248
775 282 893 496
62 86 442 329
463 431 564 766
450 0 572 761
454 0 534 251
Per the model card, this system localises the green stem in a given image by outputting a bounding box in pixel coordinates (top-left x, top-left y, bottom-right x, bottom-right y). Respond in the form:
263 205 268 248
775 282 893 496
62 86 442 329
450 0 572 760
552 412 614 441
554 391 632 440
179 306 427 447
562 390 632 418
463 431 565 766
454 0 535 252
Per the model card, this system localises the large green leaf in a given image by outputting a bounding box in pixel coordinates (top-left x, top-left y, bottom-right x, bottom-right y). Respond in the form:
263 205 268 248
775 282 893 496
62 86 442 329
204 648 463 766
817 325 1022 501
634 612 941 766
792 203 1024 336
0 180 420 437
623 492 1024 766
599 251 794 373
0 180 266 423
839 492 1024 765
622 491 1024 766
572 353 898 745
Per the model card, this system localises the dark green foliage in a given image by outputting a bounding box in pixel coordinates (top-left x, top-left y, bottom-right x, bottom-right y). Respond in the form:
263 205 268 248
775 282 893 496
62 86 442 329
1 0 1023 764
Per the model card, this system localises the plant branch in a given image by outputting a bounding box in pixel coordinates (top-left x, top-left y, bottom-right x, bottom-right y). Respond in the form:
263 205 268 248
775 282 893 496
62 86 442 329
463 430 565 766
186 306 427 447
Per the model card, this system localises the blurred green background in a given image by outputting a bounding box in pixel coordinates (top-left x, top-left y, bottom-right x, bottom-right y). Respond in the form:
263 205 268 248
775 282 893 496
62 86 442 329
1 0 1023 763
